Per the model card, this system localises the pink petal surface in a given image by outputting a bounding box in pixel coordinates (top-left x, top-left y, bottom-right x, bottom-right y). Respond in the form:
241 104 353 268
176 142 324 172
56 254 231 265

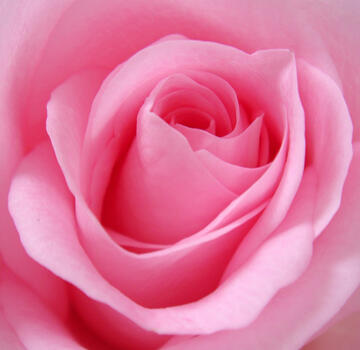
32 41 312 332
9 140 315 334
0 263 84 350
168 108 216 134
150 74 232 135
1 1 358 348
0 309 25 350
46 69 110 194
4 1 356 156
70 288 170 350
223 57 353 279
297 60 353 236
104 109 235 244
40 26 350 338
196 150 269 194
77 194 263 307
304 312 360 350
162 143 360 349
178 115 263 167
43 45 284 255
6 141 251 333
44 40 292 254
0 0 71 319
82 42 298 248
303 284 360 347
24 0 348 150
174 70 248 134
304 286 360 350
44 65 267 309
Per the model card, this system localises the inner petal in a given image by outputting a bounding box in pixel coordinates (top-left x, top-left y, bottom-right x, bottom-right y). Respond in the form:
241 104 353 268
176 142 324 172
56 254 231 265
166 107 216 134
175 115 264 167
150 73 232 135
102 110 236 245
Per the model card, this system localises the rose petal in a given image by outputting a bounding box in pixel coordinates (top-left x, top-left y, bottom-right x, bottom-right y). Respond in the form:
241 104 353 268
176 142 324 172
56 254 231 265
303 312 360 350
0 263 84 350
161 143 360 349
303 287 360 349
0 309 25 350
149 73 232 135
29 65 268 313
181 70 248 134
0 0 74 148
6 141 245 333
179 115 263 167
297 60 353 236
77 194 264 307
6 141 303 335
46 69 110 194
103 109 235 244
196 150 269 194
296 0 360 140
25 0 344 148
82 41 298 250
0 0 71 320
9 140 315 334
70 288 170 350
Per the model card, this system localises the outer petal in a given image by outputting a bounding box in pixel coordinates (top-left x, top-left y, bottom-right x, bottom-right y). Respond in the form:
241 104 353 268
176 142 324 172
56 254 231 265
303 312 360 350
303 286 360 348
8 142 169 348
0 309 25 350
24 0 345 147
296 0 360 140
0 262 84 350
0 0 71 318
162 143 360 349
297 60 353 236
3 0 357 153
47 69 110 194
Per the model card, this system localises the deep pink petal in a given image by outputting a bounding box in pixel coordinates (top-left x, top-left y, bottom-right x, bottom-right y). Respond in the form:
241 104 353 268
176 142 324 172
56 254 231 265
0 308 25 350
70 288 170 350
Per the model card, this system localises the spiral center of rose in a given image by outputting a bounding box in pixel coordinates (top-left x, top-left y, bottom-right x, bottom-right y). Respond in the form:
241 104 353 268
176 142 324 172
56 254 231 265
101 70 275 246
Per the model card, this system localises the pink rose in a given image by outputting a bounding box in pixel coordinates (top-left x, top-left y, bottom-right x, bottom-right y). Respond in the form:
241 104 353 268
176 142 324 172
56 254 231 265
0 1 359 349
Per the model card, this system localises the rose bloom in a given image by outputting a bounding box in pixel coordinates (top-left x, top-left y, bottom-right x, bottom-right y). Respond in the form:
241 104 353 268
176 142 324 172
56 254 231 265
0 1 359 349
